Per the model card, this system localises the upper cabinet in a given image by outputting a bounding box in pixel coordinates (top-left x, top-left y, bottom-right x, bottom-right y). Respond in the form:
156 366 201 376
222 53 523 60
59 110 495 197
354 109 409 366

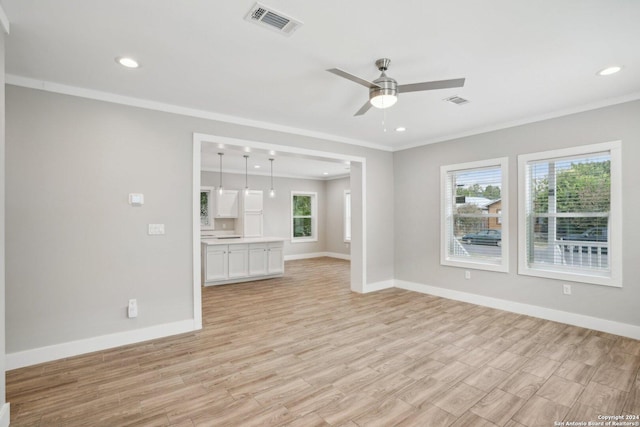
215 190 239 218
243 190 263 212
200 186 215 231
241 190 264 237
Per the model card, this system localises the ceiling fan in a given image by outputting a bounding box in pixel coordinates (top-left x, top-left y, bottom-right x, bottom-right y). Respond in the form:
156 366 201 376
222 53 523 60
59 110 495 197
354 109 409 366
327 58 465 116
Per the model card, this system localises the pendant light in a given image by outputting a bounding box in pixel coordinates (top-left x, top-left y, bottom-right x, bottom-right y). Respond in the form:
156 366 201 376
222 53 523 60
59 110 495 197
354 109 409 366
217 153 224 195
243 155 250 195
269 158 276 198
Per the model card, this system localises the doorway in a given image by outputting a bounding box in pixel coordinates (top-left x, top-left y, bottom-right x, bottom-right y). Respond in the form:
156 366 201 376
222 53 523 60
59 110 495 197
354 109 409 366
192 133 367 329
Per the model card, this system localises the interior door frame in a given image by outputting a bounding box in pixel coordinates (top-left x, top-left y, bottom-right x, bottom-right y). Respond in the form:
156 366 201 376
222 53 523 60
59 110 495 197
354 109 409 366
192 133 367 329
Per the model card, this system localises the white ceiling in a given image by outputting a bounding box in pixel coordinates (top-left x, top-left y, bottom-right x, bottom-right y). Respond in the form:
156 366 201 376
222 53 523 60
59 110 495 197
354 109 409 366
3 0 640 153
201 142 350 180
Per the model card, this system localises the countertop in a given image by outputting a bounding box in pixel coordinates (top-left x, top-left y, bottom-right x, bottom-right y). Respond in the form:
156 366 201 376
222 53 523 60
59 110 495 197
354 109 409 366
201 237 286 246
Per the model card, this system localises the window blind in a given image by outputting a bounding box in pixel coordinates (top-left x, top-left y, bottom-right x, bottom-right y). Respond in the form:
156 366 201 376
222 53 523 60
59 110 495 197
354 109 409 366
524 152 611 275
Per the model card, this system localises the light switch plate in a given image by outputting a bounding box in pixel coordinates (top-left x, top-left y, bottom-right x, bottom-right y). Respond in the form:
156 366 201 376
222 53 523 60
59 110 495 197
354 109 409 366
129 193 144 206
148 224 165 235
128 299 138 318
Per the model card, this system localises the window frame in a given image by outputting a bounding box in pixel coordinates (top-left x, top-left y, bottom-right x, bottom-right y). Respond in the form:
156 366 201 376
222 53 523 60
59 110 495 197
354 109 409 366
517 141 622 287
440 157 509 272
344 190 351 243
200 186 215 231
291 191 318 243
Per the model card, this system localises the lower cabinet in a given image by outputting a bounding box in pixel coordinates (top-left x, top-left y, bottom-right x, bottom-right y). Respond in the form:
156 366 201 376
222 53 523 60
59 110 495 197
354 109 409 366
228 244 249 278
267 242 284 274
203 240 284 286
249 244 268 276
205 246 228 281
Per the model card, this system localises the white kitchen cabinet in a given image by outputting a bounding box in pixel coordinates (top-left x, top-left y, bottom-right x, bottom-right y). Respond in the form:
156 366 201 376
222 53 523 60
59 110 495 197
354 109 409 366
243 212 263 238
244 190 263 212
215 190 239 218
205 245 228 281
267 242 284 274
249 244 268 276
240 190 263 237
202 238 285 286
228 244 249 278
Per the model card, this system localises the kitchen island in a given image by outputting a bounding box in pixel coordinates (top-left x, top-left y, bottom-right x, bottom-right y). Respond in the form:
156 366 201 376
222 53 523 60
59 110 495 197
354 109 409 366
201 237 285 286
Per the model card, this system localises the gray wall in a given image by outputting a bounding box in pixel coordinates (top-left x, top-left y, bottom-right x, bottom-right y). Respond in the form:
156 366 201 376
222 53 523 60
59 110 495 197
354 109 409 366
6 87 194 352
201 171 329 257
394 100 640 326
325 177 351 256
5 85 394 354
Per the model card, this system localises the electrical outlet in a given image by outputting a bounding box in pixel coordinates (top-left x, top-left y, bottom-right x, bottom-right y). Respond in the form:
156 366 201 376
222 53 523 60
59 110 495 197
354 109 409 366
128 299 138 318
465 271 471 280
563 284 572 295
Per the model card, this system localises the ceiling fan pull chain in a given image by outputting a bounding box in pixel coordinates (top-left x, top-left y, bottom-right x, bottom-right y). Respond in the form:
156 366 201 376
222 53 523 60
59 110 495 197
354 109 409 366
382 107 387 132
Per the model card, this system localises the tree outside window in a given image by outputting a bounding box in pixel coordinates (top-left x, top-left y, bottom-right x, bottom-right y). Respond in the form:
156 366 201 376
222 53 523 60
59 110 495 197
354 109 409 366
291 192 317 241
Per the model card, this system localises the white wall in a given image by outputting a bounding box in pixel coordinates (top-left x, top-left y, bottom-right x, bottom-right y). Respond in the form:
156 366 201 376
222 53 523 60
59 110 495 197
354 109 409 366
394 100 640 328
5 85 395 362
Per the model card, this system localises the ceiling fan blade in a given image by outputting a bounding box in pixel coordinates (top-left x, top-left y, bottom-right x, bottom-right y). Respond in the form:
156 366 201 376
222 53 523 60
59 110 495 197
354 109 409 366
354 100 372 116
398 78 465 93
327 68 381 88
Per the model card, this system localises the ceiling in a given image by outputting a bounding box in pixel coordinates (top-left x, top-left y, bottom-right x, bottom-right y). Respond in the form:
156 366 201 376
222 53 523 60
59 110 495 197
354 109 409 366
3 0 640 152
201 142 350 180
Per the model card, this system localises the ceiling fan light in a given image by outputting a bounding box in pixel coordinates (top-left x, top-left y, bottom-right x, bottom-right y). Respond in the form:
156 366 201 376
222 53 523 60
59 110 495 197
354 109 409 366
597 66 622 76
370 94 397 109
116 57 139 69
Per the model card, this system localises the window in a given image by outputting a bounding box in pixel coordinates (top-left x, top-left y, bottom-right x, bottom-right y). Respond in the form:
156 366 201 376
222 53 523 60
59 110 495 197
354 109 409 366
518 141 621 287
291 191 317 242
441 158 509 272
200 186 215 231
344 190 351 242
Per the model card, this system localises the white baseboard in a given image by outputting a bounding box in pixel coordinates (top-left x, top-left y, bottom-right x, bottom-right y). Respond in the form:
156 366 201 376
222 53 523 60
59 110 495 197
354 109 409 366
6 319 198 370
284 252 327 261
363 279 395 294
395 280 640 341
285 252 350 261
0 402 10 427
325 252 351 261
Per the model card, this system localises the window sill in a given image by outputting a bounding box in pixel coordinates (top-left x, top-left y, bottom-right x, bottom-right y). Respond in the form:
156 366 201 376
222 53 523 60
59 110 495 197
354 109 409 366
291 238 318 244
518 265 620 288
441 257 509 273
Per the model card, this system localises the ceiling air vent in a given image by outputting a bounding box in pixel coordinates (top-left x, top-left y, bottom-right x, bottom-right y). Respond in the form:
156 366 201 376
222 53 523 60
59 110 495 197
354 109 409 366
244 2 303 36
444 95 470 105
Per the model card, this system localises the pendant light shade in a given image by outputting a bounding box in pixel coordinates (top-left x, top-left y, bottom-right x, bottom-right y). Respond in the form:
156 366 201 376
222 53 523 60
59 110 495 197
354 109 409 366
243 155 250 195
217 152 224 195
269 158 275 198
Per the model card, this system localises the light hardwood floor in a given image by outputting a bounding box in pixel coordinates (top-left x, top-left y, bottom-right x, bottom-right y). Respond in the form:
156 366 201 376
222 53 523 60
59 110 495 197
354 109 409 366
7 257 640 426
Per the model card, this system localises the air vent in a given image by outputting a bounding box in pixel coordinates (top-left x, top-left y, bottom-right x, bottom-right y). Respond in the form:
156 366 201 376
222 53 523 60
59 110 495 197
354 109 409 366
245 2 303 36
444 95 470 105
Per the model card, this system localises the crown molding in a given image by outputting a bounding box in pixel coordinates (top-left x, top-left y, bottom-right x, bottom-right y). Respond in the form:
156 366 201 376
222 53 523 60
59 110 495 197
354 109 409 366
6 74 392 152
395 91 640 151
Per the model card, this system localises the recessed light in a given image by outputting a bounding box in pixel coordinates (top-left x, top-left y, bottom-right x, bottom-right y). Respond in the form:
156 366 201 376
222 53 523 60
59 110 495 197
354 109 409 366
254 165 261 169
323 172 329 175
395 127 406 132
597 66 622 76
116 57 139 69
